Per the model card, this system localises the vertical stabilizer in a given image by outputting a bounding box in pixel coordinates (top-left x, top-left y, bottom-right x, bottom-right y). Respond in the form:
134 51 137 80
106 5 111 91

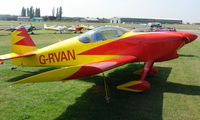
11 27 37 54
44 24 47 29
9 24 14 28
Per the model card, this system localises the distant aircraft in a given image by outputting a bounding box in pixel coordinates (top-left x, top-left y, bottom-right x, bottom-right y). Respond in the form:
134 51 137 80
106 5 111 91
68 26 84 33
79 25 95 30
86 25 95 30
133 27 176 32
0 26 197 93
132 27 151 32
148 22 162 28
5 24 39 34
4 24 16 31
154 27 176 32
0 26 5 31
44 24 67 34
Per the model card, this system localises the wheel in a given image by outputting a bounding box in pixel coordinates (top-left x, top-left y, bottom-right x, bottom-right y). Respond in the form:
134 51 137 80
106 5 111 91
11 67 17 70
149 67 158 76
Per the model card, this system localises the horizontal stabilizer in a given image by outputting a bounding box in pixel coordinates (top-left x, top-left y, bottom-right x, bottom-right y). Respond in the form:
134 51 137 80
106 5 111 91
0 53 35 64
11 56 137 84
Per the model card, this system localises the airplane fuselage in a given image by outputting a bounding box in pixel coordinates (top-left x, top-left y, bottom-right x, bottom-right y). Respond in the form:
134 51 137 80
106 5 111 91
12 32 194 67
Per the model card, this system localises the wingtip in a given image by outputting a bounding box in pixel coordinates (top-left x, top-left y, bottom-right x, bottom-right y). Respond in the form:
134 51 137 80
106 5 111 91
9 81 19 86
9 79 29 85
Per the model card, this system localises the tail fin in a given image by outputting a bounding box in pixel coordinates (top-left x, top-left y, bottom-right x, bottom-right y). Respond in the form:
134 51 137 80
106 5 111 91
9 24 14 28
44 24 47 29
11 27 37 54
0 27 37 65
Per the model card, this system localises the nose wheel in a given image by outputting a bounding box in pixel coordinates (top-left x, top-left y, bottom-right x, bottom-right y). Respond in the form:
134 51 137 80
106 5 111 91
149 67 158 76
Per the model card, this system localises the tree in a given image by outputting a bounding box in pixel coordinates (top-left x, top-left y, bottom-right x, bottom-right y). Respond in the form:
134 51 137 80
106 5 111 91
27 8 30 17
34 8 37 17
56 7 59 19
59 6 62 21
30 6 34 18
38 8 41 17
32 10 35 18
21 7 26 17
35 8 41 17
55 6 63 21
34 8 40 17
22 7 41 18
52 7 55 17
24 8 26 17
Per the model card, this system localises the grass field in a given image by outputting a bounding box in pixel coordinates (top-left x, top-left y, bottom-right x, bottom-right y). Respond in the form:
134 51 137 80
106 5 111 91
0 21 200 120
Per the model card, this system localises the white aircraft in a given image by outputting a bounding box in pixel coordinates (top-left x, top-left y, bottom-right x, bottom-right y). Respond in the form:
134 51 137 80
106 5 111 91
44 24 67 34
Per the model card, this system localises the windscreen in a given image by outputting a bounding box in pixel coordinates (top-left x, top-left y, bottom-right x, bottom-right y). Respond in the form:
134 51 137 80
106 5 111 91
79 26 130 43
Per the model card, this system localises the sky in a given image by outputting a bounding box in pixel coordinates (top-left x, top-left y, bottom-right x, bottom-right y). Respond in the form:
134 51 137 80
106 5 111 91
0 0 200 23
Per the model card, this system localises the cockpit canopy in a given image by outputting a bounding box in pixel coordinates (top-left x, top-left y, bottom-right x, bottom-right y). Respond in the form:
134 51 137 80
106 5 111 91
79 26 130 43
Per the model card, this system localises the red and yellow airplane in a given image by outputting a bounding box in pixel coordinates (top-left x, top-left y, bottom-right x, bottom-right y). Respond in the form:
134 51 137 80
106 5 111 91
0 26 197 92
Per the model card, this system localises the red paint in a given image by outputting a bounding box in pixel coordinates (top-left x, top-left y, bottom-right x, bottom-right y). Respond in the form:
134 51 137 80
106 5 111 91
61 51 68 62
126 80 150 91
140 61 153 80
78 32 197 62
14 27 36 46
65 56 137 80
67 31 196 92
149 67 158 76
65 66 103 80
75 27 83 31
155 52 179 62
67 50 76 60
39 55 46 64
183 32 197 44
38 50 76 64
124 60 153 91
54 52 60 62
48 53 55 63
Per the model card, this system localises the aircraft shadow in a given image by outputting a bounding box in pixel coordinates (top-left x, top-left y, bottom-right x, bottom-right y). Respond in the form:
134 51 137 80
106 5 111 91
54 63 200 120
7 67 59 82
179 54 198 58
6 63 200 120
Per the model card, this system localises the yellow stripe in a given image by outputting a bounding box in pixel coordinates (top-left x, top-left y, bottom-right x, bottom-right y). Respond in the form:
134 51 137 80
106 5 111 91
11 66 81 85
117 80 143 92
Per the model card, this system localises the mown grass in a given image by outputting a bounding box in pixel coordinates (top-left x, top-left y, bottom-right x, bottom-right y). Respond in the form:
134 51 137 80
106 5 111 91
0 21 200 120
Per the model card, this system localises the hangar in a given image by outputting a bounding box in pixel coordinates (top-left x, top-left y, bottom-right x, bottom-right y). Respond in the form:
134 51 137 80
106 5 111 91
110 17 182 24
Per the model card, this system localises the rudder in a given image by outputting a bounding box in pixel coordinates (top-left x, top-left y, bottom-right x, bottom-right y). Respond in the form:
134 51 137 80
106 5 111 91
11 27 37 66
11 27 37 54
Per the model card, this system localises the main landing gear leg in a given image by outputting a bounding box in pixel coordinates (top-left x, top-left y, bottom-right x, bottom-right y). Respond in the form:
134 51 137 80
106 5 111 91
102 73 110 103
11 66 18 70
117 61 156 92
11 64 24 71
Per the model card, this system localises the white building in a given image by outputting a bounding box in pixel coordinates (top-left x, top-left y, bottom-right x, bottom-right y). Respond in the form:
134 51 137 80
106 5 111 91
110 17 182 24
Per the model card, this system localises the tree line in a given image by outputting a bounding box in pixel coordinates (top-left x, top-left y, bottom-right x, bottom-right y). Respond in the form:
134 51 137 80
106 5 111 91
51 7 62 20
21 6 62 21
43 7 62 21
21 6 40 18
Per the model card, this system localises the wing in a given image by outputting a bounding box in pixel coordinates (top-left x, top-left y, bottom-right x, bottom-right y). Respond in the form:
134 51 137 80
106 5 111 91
11 56 137 85
0 53 35 64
